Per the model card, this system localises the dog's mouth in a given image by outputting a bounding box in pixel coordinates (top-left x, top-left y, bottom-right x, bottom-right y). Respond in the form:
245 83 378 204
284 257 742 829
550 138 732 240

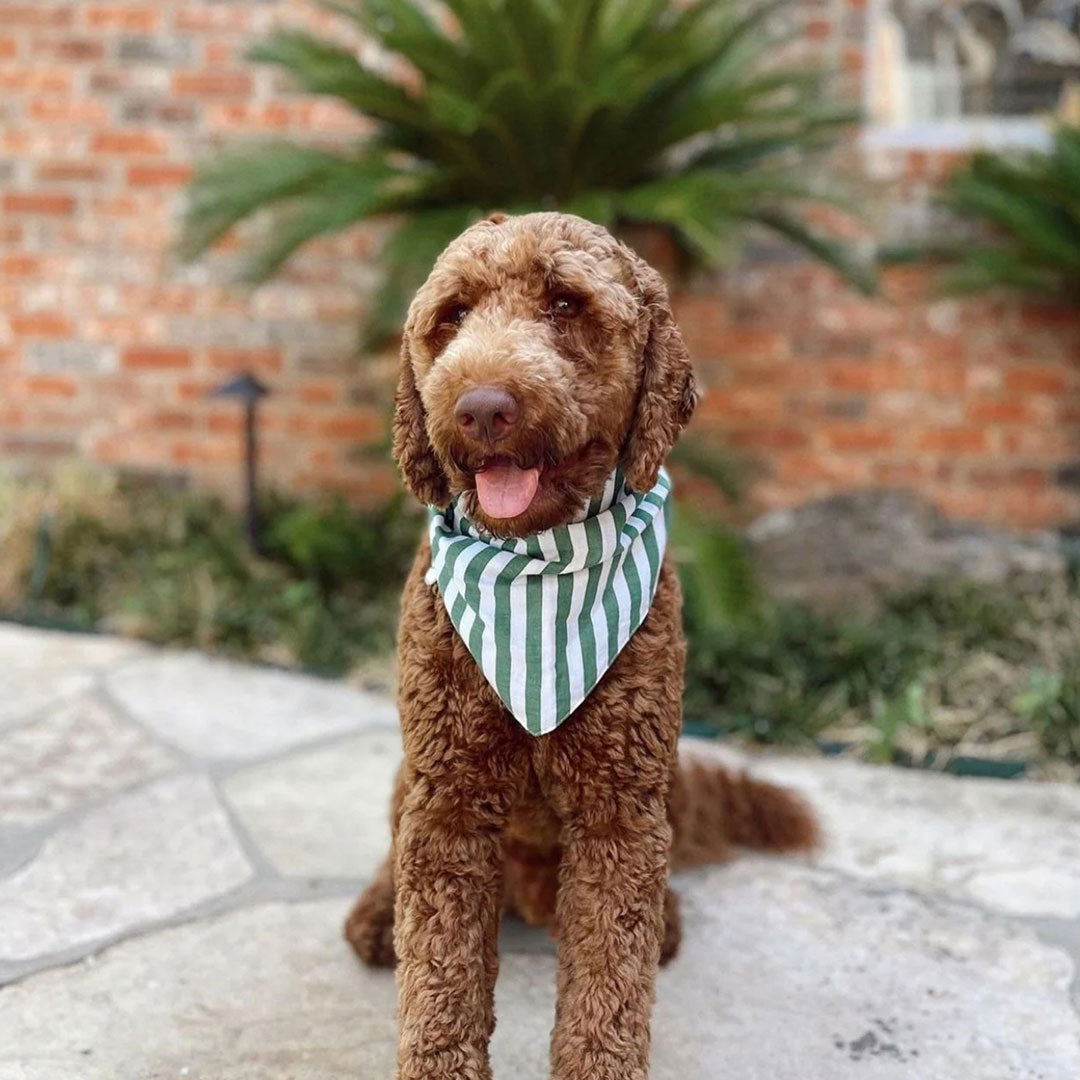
446 439 613 528
472 455 541 519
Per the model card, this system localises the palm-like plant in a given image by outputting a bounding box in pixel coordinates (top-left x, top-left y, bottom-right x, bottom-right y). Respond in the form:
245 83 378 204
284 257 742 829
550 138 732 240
180 0 872 341
941 123 1080 303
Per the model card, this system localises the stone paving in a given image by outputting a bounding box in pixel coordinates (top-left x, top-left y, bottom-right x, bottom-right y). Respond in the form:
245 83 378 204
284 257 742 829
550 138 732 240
1 623 1080 1079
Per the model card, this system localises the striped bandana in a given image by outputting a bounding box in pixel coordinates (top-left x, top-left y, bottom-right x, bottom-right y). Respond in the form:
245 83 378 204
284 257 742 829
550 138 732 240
425 467 671 736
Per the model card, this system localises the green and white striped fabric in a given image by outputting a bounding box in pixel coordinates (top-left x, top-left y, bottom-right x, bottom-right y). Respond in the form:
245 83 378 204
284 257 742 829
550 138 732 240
425 467 671 736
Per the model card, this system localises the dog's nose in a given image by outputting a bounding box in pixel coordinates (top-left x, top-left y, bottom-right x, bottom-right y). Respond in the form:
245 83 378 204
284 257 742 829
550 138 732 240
454 386 520 444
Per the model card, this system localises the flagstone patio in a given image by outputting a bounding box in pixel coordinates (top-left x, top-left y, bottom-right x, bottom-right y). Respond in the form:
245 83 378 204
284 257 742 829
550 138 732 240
1 622 1079 1079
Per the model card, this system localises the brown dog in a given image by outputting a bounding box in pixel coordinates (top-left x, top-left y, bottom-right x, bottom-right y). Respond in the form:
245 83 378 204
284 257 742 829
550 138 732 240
345 212 818 1080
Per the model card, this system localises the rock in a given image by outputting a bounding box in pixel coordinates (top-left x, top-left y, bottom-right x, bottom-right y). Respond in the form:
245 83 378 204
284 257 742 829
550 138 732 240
224 731 400 879
105 652 398 760
746 489 1067 612
0 774 252 964
724 748 1080 919
0 624 144 729
0 694 176 830
0 861 1077 1079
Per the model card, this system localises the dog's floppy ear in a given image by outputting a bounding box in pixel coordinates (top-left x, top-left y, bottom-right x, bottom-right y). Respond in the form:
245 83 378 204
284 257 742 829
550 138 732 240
392 335 451 507
620 258 698 492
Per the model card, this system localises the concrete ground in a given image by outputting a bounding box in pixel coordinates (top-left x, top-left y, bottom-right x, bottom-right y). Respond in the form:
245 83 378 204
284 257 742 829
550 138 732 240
1 623 1080 1079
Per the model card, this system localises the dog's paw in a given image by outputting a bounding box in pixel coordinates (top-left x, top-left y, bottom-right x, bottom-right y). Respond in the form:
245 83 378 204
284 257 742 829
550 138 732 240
659 887 681 967
344 885 397 969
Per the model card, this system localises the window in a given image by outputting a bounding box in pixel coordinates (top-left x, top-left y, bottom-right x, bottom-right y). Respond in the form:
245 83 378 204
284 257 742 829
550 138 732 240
866 0 1080 149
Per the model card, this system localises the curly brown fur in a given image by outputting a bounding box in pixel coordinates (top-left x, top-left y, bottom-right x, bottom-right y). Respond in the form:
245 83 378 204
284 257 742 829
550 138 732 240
344 212 817 1080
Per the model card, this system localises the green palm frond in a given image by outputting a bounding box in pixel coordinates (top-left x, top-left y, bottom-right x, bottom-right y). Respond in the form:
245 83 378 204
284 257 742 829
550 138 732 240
941 125 1080 304
180 0 870 340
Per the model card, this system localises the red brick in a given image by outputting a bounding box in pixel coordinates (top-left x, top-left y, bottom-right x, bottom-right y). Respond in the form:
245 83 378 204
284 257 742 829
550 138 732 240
969 466 1047 491
873 461 934 486
0 37 18 59
36 161 105 183
2 435 77 458
882 265 934 303
774 454 870 486
91 434 173 466
1 255 41 277
913 362 967 394
208 409 243 434
1003 368 1069 395
966 399 1037 424
699 389 782 423
149 409 197 431
28 99 109 125
174 6 253 31
84 5 160 31
44 37 106 62
171 438 243 466
0 403 25 426
729 426 809 451
317 411 381 441
20 375 79 398
1 6 73 26
91 130 168 156
2 192 75 216
206 102 300 132
204 41 236 65
824 425 895 452
10 313 73 337
92 194 141 218
122 347 192 370
916 428 989 454
176 378 218 402
0 68 73 93
710 329 788 363
933 489 992 521
207 347 283 375
296 380 341 406
998 488 1070 529
824 360 906 392
671 294 728 356
171 70 253 97
127 163 193 187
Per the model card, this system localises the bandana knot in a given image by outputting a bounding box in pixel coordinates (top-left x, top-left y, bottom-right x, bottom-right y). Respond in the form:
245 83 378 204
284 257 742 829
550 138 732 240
425 467 671 735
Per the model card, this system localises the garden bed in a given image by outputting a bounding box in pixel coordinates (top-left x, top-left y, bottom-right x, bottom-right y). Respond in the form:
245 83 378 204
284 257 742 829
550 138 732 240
2 467 1077 779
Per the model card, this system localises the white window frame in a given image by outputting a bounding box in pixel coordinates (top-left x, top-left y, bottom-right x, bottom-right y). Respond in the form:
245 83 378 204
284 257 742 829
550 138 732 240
862 0 1055 152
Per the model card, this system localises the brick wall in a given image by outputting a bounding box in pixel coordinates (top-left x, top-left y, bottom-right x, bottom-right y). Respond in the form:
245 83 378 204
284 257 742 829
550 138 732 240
1 1 1079 530
678 265 1080 530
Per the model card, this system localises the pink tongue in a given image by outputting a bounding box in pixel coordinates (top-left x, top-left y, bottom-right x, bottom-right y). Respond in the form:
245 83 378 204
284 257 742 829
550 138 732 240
475 462 540 519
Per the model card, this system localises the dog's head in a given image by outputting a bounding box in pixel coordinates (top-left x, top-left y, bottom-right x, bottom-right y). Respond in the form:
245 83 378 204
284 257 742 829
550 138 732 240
393 212 697 536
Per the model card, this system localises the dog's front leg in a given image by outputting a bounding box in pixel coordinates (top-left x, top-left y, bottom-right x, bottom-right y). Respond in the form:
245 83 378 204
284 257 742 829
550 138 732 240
393 777 510 1080
548 786 672 1080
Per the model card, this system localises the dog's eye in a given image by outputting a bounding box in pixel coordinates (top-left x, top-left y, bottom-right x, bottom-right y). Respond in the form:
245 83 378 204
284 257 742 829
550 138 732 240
441 303 470 328
549 294 583 320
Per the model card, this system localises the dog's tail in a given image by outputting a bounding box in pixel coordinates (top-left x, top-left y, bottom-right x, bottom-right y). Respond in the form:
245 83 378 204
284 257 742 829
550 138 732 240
669 754 820 870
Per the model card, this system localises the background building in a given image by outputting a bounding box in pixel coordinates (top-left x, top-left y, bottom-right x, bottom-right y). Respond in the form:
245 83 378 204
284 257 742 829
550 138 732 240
1 0 1079 529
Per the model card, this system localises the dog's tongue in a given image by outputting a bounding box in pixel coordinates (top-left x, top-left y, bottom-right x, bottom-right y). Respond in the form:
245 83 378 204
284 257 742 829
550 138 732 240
475 462 540 519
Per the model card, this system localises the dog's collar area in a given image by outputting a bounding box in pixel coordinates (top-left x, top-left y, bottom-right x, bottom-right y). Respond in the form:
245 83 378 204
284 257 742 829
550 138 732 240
425 467 672 735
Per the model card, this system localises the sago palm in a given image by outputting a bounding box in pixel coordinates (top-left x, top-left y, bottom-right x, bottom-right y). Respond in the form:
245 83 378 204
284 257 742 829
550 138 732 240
942 123 1080 304
180 0 872 341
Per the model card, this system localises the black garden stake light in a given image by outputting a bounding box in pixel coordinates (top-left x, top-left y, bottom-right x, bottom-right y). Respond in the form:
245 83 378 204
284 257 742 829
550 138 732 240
209 371 269 552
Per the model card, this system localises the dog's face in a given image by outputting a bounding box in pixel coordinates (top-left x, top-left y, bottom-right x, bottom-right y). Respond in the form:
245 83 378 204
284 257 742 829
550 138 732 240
393 212 697 537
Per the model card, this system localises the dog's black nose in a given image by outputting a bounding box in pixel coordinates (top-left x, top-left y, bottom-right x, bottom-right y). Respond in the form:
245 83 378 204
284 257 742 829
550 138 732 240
454 386 520 444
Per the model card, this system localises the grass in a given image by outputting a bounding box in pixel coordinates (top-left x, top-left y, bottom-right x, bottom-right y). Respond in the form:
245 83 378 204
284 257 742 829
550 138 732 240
0 466 419 677
3 467 1078 775
683 565 1080 776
